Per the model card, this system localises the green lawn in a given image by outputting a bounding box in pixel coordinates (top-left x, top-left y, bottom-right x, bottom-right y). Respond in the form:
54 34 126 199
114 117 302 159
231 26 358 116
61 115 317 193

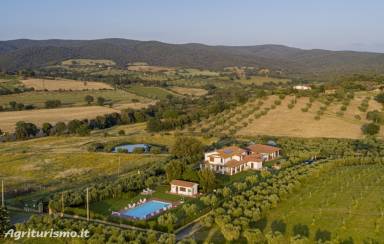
0 89 151 108
265 164 384 243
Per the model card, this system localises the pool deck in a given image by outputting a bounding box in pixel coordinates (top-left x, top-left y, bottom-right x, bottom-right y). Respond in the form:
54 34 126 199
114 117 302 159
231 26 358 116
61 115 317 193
113 198 181 221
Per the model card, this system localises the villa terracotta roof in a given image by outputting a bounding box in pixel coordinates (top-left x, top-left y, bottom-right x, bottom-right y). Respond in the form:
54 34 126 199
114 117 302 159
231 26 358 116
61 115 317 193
225 159 247 168
243 154 263 162
170 180 198 188
247 144 280 154
215 146 246 158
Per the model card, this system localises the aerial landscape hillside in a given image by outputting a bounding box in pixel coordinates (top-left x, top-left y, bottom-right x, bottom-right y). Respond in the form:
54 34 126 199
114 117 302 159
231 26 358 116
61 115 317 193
2 39 384 79
1 1 384 243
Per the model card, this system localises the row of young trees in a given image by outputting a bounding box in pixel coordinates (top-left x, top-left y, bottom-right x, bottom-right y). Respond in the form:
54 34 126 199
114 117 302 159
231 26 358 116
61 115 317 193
199 156 384 242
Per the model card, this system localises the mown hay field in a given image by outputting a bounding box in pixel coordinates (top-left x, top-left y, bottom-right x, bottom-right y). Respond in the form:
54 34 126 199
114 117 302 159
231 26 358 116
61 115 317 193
22 78 113 91
0 106 118 132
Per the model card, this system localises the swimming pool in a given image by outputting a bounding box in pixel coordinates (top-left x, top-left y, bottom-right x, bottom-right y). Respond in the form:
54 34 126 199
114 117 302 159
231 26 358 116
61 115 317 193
113 144 149 153
121 200 171 219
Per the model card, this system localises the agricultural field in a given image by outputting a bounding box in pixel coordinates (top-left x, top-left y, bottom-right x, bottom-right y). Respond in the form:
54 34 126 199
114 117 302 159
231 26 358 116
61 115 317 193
169 86 208 96
0 89 152 109
176 68 220 77
265 164 384 242
0 106 118 132
0 135 168 192
187 91 384 139
0 122 215 191
21 78 113 91
236 75 291 85
125 85 179 100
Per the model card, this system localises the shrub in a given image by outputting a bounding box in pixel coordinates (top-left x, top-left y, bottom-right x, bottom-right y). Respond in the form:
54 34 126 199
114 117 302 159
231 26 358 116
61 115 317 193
45 99 61 108
287 104 294 109
314 115 321 120
361 123 380 135
274 100 281 105
340 105 347 111
301 108 308 112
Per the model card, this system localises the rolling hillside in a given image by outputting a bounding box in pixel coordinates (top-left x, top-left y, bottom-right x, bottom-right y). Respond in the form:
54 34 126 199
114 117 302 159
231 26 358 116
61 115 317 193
1 39 384 79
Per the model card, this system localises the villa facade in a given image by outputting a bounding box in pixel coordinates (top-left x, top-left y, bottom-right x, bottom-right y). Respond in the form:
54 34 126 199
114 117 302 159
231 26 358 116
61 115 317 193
203 144 281 175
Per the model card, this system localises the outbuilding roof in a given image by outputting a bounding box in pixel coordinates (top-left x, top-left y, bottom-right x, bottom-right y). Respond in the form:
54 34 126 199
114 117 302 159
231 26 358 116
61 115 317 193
247 144 281 154
170 179 198 188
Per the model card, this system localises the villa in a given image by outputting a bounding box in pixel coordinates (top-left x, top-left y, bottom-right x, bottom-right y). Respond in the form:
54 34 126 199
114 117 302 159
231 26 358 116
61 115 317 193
170 180 199 196
203 144 281 175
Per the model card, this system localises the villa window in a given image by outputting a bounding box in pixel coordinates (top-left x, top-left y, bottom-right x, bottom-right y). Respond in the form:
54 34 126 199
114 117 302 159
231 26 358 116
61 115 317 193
179 187 186 192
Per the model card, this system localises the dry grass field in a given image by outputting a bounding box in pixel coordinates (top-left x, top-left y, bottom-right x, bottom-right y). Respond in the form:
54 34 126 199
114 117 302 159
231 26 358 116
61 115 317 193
188 91 383 139
0 106 118 132
169 86 208 96
237 94 383 139
237 97 363 138
22 78 113 91
0 135 168 192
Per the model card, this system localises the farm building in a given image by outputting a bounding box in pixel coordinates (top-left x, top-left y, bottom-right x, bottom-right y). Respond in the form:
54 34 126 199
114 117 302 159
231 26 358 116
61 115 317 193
203 145 273 175
170 180 199 196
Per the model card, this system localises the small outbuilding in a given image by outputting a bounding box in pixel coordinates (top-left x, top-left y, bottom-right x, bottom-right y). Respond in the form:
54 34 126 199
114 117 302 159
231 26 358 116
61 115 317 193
170 180 198 196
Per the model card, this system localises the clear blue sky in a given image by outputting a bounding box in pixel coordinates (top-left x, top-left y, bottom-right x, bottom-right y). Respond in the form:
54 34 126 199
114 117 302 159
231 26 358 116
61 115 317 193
1 0 384 52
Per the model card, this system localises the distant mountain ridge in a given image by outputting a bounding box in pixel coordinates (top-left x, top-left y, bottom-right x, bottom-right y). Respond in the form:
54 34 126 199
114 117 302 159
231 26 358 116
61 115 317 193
1 38 384 79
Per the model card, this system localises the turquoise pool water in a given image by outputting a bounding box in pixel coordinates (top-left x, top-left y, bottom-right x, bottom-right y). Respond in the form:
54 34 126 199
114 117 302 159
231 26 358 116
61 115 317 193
113 144 149 153
121 200 171 219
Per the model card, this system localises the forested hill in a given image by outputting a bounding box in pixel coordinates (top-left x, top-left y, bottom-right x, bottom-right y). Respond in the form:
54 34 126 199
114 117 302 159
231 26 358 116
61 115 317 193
1 38 384 79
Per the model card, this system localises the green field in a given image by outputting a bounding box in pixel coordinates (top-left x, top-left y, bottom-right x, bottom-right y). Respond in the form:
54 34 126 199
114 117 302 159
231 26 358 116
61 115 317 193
125 86 179 100
0 79 26 92
0 89 152 109
265 164 384 242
